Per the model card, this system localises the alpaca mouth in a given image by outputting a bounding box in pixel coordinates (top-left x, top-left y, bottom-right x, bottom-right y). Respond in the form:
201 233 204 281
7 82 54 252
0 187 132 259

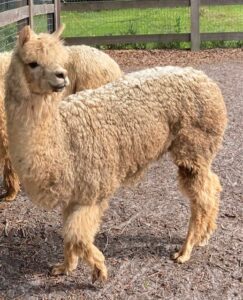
51 83 66 92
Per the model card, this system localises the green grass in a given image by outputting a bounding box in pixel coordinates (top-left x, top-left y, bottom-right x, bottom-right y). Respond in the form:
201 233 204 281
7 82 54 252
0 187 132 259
0 23 18 52
0 5 243 52
34 15 48 34
200 6 243 33
61 7 190 37
0 16 50 52
61 5 243 38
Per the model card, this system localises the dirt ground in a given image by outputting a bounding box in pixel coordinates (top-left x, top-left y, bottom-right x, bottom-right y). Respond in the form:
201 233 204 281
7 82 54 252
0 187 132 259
0 49 242 300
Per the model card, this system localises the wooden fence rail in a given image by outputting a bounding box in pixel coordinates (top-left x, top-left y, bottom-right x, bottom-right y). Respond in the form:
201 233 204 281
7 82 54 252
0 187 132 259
61 0 243 12
0 0 60 31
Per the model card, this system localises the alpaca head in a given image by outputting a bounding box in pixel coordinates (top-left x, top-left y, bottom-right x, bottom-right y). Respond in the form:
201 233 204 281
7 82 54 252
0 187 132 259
16 25 69 95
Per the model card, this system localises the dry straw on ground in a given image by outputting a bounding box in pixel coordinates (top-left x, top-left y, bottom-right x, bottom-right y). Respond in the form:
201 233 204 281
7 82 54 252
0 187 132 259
0 49 242 300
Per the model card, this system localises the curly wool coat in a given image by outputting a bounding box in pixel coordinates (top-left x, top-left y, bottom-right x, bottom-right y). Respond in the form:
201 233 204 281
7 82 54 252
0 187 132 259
6 66 226 210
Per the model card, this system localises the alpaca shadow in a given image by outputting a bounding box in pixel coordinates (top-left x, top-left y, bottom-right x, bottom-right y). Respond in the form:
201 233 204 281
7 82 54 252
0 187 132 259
0 224 62 275
96 231 183 260
0 225 100 296
0 224 183 296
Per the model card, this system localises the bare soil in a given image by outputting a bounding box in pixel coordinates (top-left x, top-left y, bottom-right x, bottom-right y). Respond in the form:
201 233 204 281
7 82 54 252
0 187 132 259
0 49 242 300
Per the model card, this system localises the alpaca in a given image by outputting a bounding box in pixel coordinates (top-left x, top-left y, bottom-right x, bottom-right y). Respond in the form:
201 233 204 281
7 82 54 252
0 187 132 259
0 51 20 201
0 44 122 201
5 26 227 283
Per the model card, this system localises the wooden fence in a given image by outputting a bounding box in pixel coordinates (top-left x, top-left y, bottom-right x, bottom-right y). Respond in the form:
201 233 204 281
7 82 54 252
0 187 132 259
0 0 243 51
62 0 243 51
0 0 60 33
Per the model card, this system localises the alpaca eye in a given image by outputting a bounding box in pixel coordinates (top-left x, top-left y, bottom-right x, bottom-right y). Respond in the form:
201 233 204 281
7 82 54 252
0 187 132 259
28 62 39 69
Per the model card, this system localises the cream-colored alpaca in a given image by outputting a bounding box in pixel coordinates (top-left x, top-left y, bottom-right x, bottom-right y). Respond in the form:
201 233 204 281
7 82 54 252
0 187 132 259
0 52 20 200
5 26 227 283
0 44 121 201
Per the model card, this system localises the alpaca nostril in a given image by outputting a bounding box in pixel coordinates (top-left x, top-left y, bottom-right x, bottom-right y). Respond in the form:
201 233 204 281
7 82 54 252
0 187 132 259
55 72 65 79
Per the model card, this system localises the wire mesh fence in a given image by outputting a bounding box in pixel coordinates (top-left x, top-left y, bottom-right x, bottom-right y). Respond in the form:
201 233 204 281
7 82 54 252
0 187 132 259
61 0 243 49
0 0 243 52
34 13 54 33
0 18 28 51
200 3 243 33
33 0 55 33
61 0 243 37
0 0 56 52
61 3 191 38
33 0 53 3
0 0 26 12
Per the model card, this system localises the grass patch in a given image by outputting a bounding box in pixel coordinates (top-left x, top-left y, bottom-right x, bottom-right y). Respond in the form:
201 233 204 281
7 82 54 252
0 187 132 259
200 6 243 32
61 7 190 37
61 5 243 38
0 23 18 52
0 5 242 51
61 5 243 49
34 15 48 34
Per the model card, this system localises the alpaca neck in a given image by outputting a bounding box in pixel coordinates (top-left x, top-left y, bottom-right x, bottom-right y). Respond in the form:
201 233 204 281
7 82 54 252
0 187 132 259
5 56 64 174
6 55 61 137
8 89 61 146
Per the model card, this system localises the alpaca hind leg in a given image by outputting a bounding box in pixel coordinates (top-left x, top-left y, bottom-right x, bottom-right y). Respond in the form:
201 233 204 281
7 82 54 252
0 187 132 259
197 171 221 247
0 158 20 201
51 203 107 282
173 166 221 263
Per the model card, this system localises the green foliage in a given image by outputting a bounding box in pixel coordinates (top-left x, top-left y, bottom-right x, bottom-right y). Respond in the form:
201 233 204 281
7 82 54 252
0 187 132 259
175 16 182 33
201 40 243 49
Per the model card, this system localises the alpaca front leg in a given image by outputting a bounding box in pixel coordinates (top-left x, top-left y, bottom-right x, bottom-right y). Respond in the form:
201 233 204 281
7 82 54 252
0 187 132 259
51 242 79 275
51 241 107 282
51 203 107 282
85 243 107 283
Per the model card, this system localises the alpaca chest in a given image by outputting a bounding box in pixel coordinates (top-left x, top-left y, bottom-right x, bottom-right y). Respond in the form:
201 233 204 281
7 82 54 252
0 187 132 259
10 128 73 209
19 155 73 209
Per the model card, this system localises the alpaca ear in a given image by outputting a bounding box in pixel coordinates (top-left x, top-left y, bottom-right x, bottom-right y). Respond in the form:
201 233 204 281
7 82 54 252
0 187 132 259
18 25 33 47
52 24 65 39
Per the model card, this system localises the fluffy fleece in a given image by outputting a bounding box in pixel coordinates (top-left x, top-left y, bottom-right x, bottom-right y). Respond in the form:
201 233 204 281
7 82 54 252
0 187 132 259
5 26 227 283
0 44 122 201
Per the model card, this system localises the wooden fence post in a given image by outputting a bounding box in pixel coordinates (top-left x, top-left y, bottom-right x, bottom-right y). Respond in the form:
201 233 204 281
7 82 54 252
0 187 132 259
28 0 34 28
54 0 61 30
191 0 200 51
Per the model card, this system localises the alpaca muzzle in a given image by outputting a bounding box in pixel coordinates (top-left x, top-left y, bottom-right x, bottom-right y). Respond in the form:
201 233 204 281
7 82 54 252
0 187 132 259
51 84 66 92
50 76 69 92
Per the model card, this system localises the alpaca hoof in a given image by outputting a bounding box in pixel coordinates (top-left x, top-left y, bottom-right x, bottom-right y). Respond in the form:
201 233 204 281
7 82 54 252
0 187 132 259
0 191 17 202
5 193 17 202
51 263 71 276
92 265 107 283
198 236 209 247
172 251 190 264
